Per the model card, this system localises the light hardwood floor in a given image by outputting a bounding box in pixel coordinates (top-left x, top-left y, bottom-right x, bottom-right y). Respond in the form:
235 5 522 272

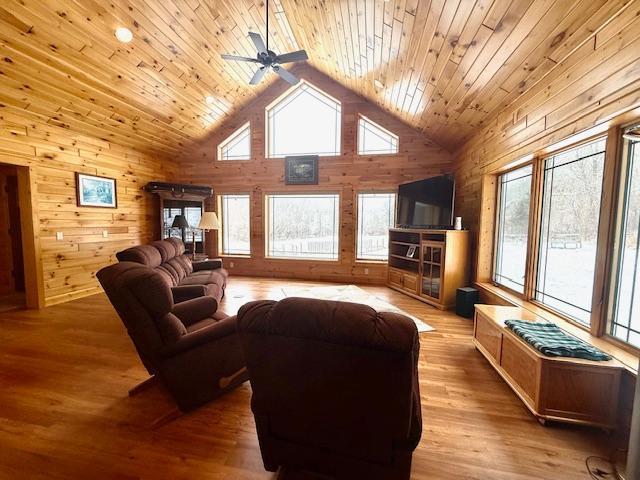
0 277 616 479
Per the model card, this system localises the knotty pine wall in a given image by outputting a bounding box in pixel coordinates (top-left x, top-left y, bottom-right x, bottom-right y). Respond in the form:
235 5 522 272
453 9 640 279
0 114 173 306
177 65 453 284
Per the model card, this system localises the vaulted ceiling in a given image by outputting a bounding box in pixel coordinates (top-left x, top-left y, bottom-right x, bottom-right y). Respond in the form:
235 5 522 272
0 0 632 156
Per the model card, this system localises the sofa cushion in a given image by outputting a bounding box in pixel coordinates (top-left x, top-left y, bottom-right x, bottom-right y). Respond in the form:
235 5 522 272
166 257 189 282
174 254 194 275
153 240 178 262
116 245 162 267
180 270 227 287
167 237 186 255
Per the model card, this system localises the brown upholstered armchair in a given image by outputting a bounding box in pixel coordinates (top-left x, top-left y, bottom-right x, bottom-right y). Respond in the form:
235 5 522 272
237 297 422 480
97 261 248 411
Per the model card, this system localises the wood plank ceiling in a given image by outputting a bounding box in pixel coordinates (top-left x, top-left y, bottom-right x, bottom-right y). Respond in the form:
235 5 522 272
0 0 635 157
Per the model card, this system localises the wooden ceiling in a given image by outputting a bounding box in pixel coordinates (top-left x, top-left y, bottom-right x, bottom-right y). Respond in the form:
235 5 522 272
0 0 634 156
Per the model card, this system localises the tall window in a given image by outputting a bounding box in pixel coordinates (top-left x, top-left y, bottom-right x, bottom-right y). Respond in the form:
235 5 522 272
609 129 640 347
358 116 398 155
218 123 250 160
266 194 340 260
266 81 341 157
219 194 251 255
357 193 396 260
536 139 606 325
494 165 532 293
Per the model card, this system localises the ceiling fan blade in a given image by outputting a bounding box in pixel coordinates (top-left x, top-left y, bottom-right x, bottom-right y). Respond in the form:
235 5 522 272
275 50 309 64
248 32 267 55
250 66 268 85
221 54 260 63
273 66 299 85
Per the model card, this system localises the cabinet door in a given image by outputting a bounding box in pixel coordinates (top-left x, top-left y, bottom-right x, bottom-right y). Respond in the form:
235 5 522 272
421 263 431 296
431 263 442 299
403 273 418 294
389 268 403 288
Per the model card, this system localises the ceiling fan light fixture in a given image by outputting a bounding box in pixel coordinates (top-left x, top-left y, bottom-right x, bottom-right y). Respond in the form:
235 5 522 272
115 27 133 43
205 95 216 105
374 79 385 89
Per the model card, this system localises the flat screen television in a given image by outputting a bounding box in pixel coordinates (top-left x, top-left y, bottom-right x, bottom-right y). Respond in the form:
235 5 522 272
397 174 455 228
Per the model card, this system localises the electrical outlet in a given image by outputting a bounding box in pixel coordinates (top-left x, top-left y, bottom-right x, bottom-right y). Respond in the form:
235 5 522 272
364 268 369 275
56 232 64 241
229 261 234 268
102 230 108 238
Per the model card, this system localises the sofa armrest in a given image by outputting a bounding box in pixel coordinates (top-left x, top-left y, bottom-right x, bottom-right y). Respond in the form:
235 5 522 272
172 296 218 326
171 285 206 303
193 258 223 271
161 315 238 357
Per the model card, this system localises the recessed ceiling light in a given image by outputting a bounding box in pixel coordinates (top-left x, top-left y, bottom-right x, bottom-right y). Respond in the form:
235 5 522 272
205 95 216 105
115 27 133 43
374 79 385 89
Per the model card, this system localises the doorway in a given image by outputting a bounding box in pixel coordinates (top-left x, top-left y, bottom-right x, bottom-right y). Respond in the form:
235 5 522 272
0 164 26 312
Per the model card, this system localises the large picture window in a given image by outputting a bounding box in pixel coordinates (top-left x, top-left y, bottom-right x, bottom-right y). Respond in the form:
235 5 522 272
266 82 341 158
535 139 606 325
219 194 251 255
609 129 640 348
494 165 532 293
356 193 396 260
266 194 340 260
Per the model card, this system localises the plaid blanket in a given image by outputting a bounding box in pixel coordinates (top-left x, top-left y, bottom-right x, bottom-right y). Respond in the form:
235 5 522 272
504 320 612 361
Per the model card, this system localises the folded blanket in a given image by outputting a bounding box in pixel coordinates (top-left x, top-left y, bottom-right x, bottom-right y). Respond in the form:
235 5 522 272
504 319 612 361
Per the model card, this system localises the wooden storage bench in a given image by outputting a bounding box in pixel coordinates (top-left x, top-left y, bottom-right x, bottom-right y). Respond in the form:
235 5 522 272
473 304 624 429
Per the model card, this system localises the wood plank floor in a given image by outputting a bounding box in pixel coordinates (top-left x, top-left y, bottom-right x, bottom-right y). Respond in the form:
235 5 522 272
0 277 616 479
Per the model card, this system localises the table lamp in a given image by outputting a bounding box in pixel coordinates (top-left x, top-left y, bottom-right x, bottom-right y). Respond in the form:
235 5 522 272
171 214 189 238
196 212 220 259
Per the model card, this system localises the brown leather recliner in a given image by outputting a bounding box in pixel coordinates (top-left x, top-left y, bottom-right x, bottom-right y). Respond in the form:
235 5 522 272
116 238 228 304
236 297 422 480
97 261 248 411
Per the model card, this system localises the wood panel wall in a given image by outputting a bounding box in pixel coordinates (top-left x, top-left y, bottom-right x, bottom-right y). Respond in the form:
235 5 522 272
453 8 640 278
177 65 453 284
0 113 173 306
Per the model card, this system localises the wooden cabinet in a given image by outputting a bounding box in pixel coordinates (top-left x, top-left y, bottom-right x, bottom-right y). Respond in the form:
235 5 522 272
473 304 623 429
387 228 469 309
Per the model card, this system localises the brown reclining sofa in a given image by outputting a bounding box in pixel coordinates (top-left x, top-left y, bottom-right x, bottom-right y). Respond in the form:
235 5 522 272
116 238 228 304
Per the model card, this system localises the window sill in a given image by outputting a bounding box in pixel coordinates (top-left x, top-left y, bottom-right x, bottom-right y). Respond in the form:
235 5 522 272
355 259 388 265
476 281 639 375
219 254 251 259
264 256 340 262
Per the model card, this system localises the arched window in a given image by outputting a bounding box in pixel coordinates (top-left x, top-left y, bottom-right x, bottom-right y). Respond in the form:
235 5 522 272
218 123 251 161
266 81 341 158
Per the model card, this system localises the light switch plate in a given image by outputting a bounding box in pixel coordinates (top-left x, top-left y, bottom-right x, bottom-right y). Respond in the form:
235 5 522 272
102 230 108 238
56 232 64 241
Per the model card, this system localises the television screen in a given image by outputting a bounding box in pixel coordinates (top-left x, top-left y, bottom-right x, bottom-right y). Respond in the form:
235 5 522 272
397 175 455 228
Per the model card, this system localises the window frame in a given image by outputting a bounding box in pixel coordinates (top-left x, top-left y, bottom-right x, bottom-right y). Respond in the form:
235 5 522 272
485 134 616 336
264 80 342 159
217 122 251 161
491 161 534 298
355 190 397 263
357 115 399 156
605 124 640 350
217 192 252 257
264 191 341 261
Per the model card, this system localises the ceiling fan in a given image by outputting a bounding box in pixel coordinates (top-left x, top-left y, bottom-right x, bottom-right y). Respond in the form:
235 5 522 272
220 2 308 86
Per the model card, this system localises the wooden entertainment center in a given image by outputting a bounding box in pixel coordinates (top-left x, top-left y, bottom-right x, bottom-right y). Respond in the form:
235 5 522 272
387 228 470 310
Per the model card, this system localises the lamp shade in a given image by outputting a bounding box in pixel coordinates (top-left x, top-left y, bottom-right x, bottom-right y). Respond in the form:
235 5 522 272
197 212 220 230
171 214 189 229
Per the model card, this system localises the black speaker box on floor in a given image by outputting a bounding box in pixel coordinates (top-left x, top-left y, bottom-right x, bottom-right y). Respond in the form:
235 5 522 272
456 287 479 318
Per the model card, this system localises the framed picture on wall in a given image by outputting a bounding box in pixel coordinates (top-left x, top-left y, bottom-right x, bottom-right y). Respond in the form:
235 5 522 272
284 155 319 185
76 173 117 208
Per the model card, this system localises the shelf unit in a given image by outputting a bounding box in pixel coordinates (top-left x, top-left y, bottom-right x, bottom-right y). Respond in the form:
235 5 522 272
388 228 470 310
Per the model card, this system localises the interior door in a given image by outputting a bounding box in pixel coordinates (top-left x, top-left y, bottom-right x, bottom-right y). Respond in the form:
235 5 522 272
6 175 24 291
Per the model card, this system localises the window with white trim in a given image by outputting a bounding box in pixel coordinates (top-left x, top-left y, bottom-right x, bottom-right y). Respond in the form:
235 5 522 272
356 193 396 261
358 116 398 155
266 82 341 158
218 123 251 161
219 194 251 255
266 193 340 260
